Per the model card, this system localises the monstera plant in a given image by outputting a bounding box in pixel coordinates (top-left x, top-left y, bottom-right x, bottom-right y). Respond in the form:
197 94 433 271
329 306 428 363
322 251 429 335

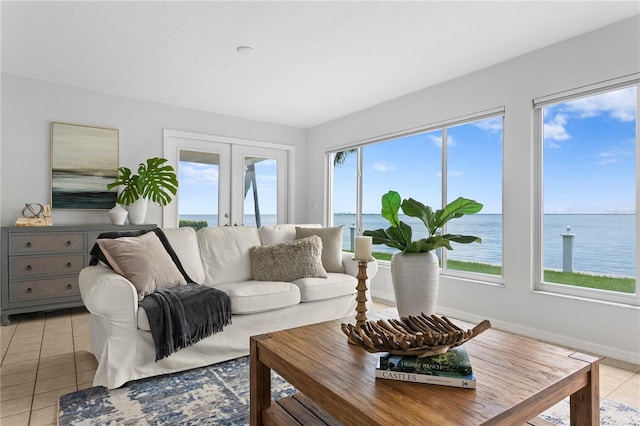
107 157 178 224
364 191 483 317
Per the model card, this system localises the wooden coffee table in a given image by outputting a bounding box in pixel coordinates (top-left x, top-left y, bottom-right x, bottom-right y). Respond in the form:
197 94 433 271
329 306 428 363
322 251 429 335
250 316 599 426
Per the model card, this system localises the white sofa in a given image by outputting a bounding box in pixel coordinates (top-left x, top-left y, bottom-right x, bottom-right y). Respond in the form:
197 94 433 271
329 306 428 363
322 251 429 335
79 224 378 389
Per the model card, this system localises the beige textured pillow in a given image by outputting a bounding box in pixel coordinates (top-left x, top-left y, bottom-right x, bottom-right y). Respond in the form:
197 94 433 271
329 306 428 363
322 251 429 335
295 226 345 273
96 232 187 301
250 236 327 281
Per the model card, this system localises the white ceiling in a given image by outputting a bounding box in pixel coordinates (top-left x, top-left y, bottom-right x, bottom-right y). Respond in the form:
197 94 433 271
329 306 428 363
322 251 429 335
2 1 639 129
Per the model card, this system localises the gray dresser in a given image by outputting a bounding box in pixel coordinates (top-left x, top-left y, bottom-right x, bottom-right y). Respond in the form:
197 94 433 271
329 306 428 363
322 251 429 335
1 224 156 325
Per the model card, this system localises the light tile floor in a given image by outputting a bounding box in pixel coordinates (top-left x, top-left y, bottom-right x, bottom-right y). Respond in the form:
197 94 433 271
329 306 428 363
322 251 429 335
1 305 638 425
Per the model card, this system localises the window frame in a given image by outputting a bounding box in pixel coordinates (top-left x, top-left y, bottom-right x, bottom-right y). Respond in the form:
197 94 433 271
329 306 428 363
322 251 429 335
326 108 505 284
533 77 639 306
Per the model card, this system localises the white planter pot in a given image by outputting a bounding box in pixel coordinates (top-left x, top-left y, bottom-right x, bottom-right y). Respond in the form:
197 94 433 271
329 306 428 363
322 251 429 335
126 198 149 224
107 204 128 225
391 251 440 318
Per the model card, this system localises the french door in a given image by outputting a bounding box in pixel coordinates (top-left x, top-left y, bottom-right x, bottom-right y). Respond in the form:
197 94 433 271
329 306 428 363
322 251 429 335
163 130 291 228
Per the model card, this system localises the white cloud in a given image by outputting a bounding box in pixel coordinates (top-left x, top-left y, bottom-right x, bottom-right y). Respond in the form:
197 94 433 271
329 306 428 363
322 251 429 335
543 87 637 147
372 163 396 172
428 134 455 147
597 147 634 165
180 163 218 185
255 159 277 167
544 113 570 142
564 87 636 122
473 117 502 132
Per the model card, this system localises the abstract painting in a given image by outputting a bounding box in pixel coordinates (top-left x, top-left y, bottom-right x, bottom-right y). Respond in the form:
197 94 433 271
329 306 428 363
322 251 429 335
51 122 119 209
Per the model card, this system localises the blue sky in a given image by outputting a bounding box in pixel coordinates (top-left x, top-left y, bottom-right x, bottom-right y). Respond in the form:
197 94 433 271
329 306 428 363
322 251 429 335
334 86 636 215
178 86 636 216
543 86 636 214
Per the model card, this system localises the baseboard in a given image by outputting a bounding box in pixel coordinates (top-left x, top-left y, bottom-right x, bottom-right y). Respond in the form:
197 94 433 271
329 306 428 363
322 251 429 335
437 306 640 365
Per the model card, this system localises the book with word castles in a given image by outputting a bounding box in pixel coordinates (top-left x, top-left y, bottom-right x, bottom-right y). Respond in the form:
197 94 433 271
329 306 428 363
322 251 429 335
375 345 476 389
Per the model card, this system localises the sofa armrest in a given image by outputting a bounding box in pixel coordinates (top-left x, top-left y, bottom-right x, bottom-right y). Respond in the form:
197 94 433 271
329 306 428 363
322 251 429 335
78 264 140 388
342 252 379 279
79 264 138 320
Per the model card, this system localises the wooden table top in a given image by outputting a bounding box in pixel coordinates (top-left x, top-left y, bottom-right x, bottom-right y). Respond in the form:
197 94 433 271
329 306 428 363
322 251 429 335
253 317 599 426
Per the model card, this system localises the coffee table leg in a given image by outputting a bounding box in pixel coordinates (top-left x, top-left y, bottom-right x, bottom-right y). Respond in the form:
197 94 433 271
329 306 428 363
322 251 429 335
250 335 272 426
569 359 600 426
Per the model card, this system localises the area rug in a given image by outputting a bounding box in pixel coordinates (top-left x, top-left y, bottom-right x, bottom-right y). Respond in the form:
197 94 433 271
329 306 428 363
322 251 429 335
59 356 640 425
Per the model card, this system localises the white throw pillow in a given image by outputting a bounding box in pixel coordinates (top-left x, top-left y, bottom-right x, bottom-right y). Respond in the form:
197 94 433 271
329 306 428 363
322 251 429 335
162 227 205 284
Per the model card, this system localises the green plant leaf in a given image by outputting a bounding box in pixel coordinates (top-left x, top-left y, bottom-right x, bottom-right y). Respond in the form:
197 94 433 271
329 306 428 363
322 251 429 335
401 198 436 235
434 197 483 229
442 234 482 245
363 228 406 250
381 191 402 228
106 167 140 206
137 157 178 206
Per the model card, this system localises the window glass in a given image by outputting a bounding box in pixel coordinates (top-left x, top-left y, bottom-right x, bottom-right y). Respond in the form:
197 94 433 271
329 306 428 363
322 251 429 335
446 117 503 275
542 86 636 294
332 150 358 251
244 157 278 227
361 131 442 261
178 150 219 229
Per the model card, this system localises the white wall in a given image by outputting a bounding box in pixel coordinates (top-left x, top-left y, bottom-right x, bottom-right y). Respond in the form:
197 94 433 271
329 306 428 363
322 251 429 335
307 17 640 363
0 74 307 227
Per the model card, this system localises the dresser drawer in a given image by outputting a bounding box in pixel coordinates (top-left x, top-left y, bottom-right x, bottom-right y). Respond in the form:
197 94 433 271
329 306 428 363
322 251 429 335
9 233 85 254
9 277 80 302
9 254 86 278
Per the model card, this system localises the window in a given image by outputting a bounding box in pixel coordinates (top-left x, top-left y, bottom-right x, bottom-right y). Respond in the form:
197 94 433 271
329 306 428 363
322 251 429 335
536 83 638 303
330 110 503 279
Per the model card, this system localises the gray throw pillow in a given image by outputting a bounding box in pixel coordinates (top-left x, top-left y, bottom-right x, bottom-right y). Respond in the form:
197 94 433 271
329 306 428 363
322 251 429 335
96 232 187 301
295 226 345 273
250 235 327 281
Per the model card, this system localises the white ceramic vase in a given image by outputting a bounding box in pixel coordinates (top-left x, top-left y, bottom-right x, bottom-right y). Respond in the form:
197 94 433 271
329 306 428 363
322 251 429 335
126 198 149 224
390 251 440 318
107 204 128 225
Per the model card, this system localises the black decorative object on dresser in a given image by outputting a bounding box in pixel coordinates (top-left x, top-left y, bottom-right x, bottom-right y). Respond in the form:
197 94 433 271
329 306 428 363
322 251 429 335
1 224 156 325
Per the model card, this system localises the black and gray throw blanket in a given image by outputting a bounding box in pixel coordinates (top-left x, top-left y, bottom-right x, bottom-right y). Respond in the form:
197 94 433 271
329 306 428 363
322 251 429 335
139 284 232 361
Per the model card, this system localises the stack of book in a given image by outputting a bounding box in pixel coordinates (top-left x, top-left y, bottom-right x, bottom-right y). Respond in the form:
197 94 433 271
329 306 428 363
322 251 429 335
375 345 476 389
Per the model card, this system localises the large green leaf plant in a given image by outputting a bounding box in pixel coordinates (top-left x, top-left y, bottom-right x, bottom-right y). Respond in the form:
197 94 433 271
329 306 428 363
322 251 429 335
107 157 178 206
363 191 483 254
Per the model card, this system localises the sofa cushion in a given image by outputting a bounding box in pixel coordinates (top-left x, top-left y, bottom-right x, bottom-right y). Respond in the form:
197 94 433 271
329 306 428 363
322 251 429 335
258 223 321 246
162 227 206 284
213 281 301 314
96 232 187 301
198 226 261 285
295 226 345 273
250 236 327 282
291 273 358 302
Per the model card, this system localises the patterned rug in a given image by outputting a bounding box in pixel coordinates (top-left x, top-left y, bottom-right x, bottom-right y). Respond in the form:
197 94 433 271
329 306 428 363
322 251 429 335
59 356 639 425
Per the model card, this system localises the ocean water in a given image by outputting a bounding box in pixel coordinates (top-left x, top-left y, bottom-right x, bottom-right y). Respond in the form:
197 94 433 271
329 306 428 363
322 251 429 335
179 213 636 278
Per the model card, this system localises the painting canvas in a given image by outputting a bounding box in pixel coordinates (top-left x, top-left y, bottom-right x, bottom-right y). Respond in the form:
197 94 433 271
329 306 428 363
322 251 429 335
51 122 119 209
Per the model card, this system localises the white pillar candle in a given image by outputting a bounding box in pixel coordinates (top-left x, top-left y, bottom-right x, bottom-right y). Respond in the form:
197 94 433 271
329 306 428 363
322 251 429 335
354 236 373 261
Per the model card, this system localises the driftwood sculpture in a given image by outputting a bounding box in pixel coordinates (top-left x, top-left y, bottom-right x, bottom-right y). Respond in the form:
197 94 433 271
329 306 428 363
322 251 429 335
341 314 491 358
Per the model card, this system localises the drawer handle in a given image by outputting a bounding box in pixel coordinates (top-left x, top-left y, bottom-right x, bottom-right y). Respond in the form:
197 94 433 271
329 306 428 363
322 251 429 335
66 284 73 290
66 262 72 268
26 265 32 271
26 288 33 294
26 242 32 248
65 241 72 247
